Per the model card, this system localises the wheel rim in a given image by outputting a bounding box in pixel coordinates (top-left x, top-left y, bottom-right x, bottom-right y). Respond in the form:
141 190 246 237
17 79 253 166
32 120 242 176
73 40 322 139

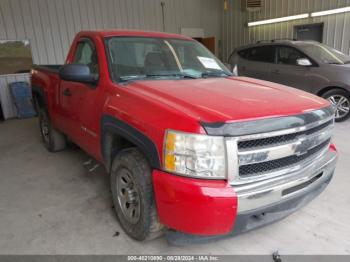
40 113 50 144
116 168 141 224
328 95 350 119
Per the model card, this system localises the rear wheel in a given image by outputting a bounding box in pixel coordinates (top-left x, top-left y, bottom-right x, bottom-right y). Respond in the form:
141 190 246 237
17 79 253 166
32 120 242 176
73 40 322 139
110 148 163 241
39 108 67 152
322 89 350 122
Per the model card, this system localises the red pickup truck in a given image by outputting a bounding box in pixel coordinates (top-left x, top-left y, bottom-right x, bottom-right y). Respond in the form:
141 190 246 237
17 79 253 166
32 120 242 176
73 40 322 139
31 30 337 244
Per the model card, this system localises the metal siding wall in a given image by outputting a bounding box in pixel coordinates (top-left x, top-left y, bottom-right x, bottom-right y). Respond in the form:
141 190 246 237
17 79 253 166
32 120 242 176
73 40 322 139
0 0 222 119
223 0 350 61
0 0 222 64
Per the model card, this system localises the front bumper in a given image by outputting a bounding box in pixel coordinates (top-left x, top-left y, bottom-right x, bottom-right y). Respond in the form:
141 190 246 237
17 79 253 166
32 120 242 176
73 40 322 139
152 148 337 244
234 146 337 213
152 170 238 236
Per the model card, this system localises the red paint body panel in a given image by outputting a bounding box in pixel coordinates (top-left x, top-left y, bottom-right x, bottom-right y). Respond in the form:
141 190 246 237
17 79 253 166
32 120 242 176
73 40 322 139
30 30 333 236
152 170 237 235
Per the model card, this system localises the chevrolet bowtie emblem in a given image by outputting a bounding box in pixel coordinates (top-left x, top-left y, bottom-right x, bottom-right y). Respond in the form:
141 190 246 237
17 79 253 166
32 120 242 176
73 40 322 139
294 138 310 156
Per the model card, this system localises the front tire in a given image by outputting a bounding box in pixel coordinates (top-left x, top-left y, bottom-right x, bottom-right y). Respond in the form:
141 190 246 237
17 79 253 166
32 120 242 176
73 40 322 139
110 148 163 241
39 108 67 152
322 89 350 122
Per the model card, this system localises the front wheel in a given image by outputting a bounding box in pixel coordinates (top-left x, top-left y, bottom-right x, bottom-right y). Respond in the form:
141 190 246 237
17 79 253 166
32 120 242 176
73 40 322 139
110 148 163 241
322 89 350 122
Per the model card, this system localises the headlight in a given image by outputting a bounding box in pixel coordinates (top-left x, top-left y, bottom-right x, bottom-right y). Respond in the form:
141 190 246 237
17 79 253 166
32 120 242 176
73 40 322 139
163 130 226 179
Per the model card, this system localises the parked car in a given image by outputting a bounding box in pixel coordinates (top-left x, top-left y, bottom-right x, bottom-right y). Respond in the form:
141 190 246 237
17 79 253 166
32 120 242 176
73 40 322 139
229 40 350 122
31 31 337 244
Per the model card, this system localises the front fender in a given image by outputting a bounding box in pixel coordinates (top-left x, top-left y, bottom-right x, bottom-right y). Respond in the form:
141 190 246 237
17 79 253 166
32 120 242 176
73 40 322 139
101 115 161 171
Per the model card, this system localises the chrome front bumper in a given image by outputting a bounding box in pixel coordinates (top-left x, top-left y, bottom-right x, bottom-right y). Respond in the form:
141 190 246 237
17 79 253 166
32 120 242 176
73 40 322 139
234 149 337 213
165 150 337 245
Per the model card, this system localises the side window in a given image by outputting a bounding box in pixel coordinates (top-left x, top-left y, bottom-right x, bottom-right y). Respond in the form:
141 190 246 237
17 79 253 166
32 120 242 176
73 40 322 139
277 46 304 65
73 39 99 74
244 46 275 63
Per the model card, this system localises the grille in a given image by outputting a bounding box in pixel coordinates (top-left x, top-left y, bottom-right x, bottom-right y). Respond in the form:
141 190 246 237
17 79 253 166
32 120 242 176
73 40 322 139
239 139 330 177
232 113 334 183
238 120 332 150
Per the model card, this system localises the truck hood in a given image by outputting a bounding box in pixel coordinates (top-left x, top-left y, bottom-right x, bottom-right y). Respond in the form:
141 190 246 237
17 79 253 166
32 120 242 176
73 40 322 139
126 76 329 123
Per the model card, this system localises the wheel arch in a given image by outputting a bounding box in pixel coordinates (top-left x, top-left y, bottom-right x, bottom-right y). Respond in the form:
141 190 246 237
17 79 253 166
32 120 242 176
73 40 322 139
101 115 161 173
31 85 47 110
317 86 349 97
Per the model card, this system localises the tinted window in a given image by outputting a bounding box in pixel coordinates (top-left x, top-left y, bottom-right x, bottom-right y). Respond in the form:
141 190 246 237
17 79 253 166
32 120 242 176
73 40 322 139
237 49 247 58
277 46 304 65
73 39 98 74
240 46 275 63
301 43 350 64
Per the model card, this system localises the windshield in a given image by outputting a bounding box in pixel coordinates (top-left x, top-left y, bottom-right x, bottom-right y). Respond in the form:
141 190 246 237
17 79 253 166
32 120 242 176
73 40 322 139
105 37 231 82
301 43 350 64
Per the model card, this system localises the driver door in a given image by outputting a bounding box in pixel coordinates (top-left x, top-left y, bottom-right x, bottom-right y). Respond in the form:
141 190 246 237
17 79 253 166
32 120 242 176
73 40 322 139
237 45 276 81
59 38 101 154
268 45 311 90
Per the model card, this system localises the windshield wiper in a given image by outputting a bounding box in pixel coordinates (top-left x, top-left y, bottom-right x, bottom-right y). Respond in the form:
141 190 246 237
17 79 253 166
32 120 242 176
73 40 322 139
201 71 231 78
118 73 198 83
118 75 148 83
145 73 198 79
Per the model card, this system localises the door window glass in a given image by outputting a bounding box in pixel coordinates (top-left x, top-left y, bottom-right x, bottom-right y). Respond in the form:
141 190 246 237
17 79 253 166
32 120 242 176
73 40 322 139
244 46 275 63
277 46 304 65
73 40 98 74
301 43 350 64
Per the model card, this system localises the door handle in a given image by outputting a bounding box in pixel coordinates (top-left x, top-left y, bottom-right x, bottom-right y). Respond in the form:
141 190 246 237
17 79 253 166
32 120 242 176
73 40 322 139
63 88 72 97
272 69 280 74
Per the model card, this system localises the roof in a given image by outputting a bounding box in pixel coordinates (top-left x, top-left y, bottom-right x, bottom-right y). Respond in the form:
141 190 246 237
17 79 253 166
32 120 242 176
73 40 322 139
236 40 320 51
77 30 193 40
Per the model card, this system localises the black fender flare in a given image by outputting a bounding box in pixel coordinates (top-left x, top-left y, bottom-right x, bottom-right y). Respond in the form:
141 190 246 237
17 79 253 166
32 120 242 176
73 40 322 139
31 85 47 109
101 115 161 171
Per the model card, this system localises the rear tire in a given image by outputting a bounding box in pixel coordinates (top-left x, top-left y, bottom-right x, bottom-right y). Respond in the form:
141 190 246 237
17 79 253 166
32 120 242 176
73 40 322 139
322 89 350 122
110 148 164 241
39 108 67 152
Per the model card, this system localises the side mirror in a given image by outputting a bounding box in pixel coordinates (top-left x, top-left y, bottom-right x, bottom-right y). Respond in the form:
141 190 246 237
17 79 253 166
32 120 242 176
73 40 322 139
59 64 98 83
296 58 312 67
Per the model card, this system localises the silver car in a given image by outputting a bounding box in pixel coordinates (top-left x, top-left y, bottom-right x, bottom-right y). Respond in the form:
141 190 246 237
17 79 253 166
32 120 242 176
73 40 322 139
229 40 350 122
